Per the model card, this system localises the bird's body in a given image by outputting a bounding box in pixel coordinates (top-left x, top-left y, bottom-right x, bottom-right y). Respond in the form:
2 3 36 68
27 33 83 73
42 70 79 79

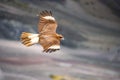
20 10 64 53
39 32 61 52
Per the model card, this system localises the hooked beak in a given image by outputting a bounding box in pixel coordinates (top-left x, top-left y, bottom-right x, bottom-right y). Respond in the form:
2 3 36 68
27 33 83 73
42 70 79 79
61 37 64 40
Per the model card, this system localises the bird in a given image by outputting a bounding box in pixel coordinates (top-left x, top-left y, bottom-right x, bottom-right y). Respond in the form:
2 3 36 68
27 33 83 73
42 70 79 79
20 10 64 53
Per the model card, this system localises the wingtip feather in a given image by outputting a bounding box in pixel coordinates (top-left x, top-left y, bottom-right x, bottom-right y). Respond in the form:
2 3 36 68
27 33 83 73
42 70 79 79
43 45 60 53
40 10 52 17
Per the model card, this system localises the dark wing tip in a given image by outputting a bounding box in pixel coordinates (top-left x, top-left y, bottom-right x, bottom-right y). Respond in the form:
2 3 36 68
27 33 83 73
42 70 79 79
40 10 52 17
50 11 52 16
43 49 60 53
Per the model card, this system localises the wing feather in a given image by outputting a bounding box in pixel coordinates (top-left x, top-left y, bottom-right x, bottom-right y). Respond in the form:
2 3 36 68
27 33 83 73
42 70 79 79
38 10 57 33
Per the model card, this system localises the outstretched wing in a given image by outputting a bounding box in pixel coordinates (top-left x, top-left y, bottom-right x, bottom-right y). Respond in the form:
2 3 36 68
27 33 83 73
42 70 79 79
38 10 57 33
39 34 60 53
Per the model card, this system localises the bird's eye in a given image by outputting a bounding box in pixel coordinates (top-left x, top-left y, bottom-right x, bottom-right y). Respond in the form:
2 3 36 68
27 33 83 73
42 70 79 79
60 36 63 38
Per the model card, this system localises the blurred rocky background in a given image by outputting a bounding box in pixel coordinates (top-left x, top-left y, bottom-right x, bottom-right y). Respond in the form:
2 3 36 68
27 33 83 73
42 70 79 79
0 0 120 80
1 0 120 49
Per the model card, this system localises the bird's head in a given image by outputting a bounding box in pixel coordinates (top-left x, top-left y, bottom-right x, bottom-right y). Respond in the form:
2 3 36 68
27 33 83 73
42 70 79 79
57 34 64 40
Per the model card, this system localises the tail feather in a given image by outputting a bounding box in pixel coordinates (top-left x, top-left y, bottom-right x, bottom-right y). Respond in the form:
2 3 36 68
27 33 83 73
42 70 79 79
20 32 39 47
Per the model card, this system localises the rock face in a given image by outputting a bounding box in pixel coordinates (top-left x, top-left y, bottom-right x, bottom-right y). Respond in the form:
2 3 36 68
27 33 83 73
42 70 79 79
78 0 120 22
0 1 120 80
0 0 120 49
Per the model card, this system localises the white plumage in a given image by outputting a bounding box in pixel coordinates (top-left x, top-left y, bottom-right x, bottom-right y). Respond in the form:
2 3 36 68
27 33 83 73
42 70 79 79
43 16 55 21
48 45 60 49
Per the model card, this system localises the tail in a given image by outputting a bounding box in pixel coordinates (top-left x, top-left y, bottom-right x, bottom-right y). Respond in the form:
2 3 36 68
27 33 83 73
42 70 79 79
20 32 39 47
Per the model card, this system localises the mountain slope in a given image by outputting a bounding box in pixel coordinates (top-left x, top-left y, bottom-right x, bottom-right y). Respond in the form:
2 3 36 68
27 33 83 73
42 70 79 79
0 0 120 50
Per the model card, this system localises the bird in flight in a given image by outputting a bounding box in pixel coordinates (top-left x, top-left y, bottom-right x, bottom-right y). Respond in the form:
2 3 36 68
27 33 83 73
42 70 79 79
20 10 64 53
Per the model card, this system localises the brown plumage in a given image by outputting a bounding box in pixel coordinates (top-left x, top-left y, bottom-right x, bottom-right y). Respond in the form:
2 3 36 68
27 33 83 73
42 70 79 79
20 10 64 53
